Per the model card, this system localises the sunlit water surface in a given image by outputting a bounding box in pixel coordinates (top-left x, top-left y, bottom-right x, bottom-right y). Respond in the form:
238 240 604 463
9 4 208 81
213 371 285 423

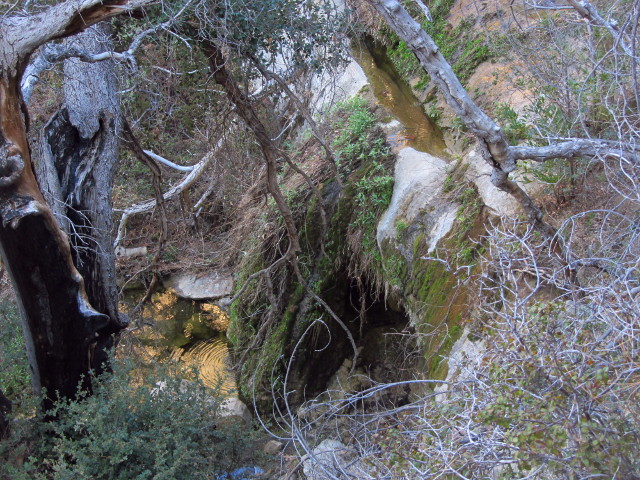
352 39 447 156
121 290 236 395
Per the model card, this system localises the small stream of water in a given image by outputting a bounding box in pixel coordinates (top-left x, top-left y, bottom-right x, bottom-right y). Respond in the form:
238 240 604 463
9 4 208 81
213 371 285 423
352 39 447 157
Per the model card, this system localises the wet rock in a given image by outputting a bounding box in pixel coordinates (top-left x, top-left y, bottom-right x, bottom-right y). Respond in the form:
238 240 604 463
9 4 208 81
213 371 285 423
163 271 233 300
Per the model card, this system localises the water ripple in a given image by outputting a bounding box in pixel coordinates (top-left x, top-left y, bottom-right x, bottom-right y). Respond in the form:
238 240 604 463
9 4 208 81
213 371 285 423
180 337 236 394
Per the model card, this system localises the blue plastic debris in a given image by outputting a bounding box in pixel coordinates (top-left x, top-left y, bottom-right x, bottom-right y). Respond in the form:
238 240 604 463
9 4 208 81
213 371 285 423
217 466 265 480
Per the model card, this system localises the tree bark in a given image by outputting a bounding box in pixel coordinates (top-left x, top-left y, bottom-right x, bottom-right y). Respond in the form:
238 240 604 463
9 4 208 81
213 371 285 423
36 23 125 372
0 0 149 404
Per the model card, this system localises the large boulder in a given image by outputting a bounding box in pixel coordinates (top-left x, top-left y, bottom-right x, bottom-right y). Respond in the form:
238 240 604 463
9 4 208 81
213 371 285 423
377 147 458 258
219 396 253 425
163 272 233 300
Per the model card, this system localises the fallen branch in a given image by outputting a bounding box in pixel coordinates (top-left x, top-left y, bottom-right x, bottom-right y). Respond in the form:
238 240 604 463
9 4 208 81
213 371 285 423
143 149 195 172
113 139 218 248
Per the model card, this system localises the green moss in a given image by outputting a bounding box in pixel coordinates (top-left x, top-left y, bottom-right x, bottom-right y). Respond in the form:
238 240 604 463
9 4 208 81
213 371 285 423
227 238 266 347
427 321 463 379
236 281 306 401
395 218 409 235
229 95 401 408
455 186 482 240
380 243 409 289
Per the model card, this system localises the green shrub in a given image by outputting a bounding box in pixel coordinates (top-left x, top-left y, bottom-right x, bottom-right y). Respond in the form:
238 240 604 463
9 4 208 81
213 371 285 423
19 359 260 480
494 102 530 143
332 97 383 170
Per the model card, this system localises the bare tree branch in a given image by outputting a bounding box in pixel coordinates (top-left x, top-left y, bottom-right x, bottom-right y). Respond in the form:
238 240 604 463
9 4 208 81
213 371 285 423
113 143 216 248
21 0 193 102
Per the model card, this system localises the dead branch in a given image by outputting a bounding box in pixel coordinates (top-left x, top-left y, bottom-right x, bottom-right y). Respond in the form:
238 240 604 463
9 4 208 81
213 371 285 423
113 143 217 248
121 118 167 316
21 0 195 102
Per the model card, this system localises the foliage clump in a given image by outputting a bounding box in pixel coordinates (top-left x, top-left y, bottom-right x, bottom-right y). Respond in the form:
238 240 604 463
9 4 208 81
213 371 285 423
1 357 260 480
0 301 31 412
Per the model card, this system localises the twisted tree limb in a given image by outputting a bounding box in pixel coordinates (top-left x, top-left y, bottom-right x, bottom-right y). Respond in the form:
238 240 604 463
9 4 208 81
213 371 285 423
21 0 194 103
204 42 358 374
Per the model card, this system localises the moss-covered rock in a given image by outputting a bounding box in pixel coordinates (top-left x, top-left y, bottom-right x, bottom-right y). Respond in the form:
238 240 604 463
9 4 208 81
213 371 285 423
227 97 399 411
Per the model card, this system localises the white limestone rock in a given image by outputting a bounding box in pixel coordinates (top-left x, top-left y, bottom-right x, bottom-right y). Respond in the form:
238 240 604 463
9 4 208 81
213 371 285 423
163 272 233 300
434 327 486 400
311 60 369 114
219 396 252 424
463 147 520 217
115 246 147 259
377 147 458 257
302 439 373 480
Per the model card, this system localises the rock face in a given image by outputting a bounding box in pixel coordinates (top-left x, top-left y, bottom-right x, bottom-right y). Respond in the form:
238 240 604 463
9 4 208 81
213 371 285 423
463 147 520 217
163 272 233 300
377 147 458 257
434 327 485 400
312 60 369 113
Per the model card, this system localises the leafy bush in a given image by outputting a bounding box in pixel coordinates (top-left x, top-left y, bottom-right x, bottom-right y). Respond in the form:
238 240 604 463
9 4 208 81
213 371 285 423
493 102 530 144
11 359 260 480
332 97 382 170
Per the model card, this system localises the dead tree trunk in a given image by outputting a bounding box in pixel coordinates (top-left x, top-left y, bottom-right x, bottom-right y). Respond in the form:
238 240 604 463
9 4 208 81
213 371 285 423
0 0 148 405
36 23 125 371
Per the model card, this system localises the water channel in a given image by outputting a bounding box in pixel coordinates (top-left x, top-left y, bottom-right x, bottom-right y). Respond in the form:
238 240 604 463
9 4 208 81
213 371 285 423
122 44 444 395
352 39 446 157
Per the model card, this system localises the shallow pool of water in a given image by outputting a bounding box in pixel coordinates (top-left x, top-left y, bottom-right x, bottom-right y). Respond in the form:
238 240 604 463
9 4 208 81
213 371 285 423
121 289 236 394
